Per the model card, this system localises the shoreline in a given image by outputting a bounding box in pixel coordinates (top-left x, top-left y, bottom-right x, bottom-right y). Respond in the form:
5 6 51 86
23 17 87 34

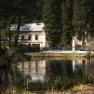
25 51 94 58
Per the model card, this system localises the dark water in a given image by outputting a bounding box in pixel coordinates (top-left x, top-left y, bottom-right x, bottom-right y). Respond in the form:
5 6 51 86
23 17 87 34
0 57 94 93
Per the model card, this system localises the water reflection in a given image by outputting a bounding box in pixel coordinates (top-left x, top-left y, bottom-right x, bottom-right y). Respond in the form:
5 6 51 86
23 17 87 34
17 60 46 82
0 57 94 92
16 58 94 91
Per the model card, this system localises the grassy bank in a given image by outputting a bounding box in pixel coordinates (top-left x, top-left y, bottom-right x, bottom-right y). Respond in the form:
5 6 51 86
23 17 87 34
4 84 94 94
25 51 93 59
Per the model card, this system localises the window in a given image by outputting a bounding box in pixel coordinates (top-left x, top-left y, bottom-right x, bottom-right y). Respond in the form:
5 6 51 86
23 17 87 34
35 35 38 40
21 35 24 40
28 35 32 40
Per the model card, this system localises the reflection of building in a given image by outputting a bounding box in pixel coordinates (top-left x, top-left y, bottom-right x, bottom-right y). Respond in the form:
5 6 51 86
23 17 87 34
86 58 94 80
72 59 86 72
17 60 46 82
72 58 94 82
31 60 46 82
11 23 46 48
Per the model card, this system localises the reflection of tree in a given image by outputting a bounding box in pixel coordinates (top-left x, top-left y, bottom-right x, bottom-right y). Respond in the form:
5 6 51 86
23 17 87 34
46 60 73 90
86 58 94 82
1 58 94 93
0 66 16 94
72 59 89 84
46 59 92 91
16 60 47 92
0 62 30 94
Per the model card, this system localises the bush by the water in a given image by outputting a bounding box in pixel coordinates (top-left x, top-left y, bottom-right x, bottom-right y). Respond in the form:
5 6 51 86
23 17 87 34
18 44 40 52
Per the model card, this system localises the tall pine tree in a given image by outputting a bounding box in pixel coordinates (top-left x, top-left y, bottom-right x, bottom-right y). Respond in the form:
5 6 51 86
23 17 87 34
62 0 73 47
73 0 92 48
43 0 63 48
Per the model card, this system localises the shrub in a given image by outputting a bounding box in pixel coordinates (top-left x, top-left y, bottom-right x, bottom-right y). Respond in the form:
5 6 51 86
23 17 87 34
18 44 40 52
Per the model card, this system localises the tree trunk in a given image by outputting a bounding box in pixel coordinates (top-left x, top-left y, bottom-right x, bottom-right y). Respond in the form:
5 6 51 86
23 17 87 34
82 31 86 50
15 16 22 46
0 32 1 47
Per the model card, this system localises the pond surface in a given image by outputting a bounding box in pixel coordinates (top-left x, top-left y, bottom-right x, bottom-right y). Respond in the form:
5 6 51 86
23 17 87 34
0 57 94 93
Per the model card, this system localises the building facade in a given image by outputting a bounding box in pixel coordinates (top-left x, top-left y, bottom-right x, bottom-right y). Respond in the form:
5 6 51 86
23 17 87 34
11 23 46 48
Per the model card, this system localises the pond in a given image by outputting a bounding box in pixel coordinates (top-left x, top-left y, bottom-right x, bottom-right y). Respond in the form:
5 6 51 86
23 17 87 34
0 57 94 93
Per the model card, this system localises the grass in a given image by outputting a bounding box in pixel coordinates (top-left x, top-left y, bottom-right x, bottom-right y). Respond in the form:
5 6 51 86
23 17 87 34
25 52 88 60
2 84 94 94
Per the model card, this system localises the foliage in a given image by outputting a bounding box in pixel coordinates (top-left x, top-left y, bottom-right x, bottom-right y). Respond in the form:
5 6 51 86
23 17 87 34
43 0 63 47
73 0 94 47
18 44 40 52
0 0 94 50
43 0 94 48
0 0 42 64
62 0 73 46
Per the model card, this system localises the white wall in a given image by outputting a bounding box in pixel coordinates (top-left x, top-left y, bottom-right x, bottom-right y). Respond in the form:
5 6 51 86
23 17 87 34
18 31 46 48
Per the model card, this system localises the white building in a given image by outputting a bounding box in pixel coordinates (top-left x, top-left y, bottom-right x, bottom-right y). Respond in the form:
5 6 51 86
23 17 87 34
11 23 46 48
72 36 82 51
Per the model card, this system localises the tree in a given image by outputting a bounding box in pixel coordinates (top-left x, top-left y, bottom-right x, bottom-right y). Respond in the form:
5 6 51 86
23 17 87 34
62 0 73 47
0 0 41 46
43 0 63 48
73 0 93 49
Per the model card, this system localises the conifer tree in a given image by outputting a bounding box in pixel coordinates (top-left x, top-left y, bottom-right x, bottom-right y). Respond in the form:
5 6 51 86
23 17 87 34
43 0 63 48
73 0 92 48
62 0 73 47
